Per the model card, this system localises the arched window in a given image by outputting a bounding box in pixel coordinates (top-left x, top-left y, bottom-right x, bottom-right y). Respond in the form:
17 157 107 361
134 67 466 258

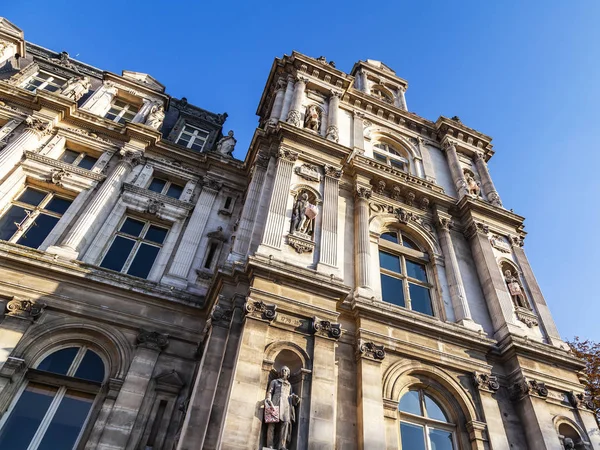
379 229 434 316
398 389 455 450
0 345 105 450
373 142 409 172
371 86 394 104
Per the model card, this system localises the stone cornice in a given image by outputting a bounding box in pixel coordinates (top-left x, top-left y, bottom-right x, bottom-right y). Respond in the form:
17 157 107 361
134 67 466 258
457 197 526 235
436 117 494 160
122 183 195 210
26 43 104 79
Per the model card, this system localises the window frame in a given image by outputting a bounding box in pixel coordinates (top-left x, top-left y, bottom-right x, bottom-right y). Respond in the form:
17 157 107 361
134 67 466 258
104 98 139 124
373 142 409 172
176 124 210 152
0 186 73 248
379 230 436 316
59 148 99 171
371 86 394 104
21 70 67 93
146 177 184 200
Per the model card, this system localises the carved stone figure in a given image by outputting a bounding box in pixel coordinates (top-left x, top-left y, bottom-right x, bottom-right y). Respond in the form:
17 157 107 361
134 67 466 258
61 76 91 101
145 104 165 130
85 83 117 113
465 172 481 197
304 105 320 132
504 269 527 308
264 366 300 450
563 438 575 449
216 130 236 156
290 192 317 236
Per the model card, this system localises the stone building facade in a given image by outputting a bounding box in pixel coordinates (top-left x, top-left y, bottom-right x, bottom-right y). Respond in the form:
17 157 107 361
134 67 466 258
0 16 596 450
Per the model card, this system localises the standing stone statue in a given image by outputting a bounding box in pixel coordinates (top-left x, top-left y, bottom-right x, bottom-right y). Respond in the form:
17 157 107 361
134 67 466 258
264 366 300 450
304 105 320 132
504 269 527 308
465 172 481 197
61 76 91 101
216 130 236 156
144 104 165 130
290 192 317 236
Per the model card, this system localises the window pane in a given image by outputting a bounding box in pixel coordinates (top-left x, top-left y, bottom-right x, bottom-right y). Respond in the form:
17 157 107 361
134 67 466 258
144 225 168 244
37 390 94 450
37 347 79 375
0 383 58 450
17 188 47 206
406 260 428 282
119 218 145 237
166 184 184 199
399 390 422 415
373 152 387 162
16 214 59 249
190 141 204 151
0 205 28 241
74 350 105 383
400 422 426 450
148 178 167 193
126 243 160 279
402 235 420 250
380 274 405 307
45 197 72 215
176 135 191 144
380 232 399 244
379 251 401 273
409 284 433 316
60 149 79 164
77 155 98 170
425 394 449 422
428 428 454 450
390 159 405 170
100 236 136 272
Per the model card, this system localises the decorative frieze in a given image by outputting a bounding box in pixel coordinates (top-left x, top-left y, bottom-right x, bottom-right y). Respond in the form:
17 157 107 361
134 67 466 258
137 329 169 351
473 372 500 392
311 317 342 339
5 297 46 320
244 299 278 322
357 339 386 361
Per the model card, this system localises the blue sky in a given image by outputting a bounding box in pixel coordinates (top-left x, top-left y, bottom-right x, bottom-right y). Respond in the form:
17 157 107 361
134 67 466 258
4 1 599 341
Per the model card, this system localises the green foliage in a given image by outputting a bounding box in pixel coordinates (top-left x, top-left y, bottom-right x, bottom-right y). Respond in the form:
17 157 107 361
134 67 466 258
567 337 600 422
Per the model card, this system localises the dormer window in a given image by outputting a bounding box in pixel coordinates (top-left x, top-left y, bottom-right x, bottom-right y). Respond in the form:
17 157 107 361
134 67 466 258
176 125 209 152
105 99 139 124
371 86 393 104
373 143 408 171
22 70 67 93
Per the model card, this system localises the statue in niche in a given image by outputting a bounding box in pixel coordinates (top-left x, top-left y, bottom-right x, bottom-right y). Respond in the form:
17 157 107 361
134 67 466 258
290 191 317 237
264 366 300 450
304 105 320 132
464 171 481 197
216 130 236 157
144 103 165 130
504 269 527 308
61 76 91 101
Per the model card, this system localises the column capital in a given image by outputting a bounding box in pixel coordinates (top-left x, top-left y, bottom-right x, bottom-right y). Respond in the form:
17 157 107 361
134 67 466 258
24 116 53 137
329 89 342 99
474 151 485 161
326 125 339 142
278 148 298 162
355 186 372 200
436 216 454 231
311 316 342 339
5 297 46 321
567 391 596 410
275 77 287 91
119 148 144 167
510 377 549 401
473 371 500 392
136 329 169 351
509 234 525 247
356 339 386 362
323 165 342 179
441 139 457 152
244 298 277 322
202 178 222 192
294 76 309 85
465 221 489 240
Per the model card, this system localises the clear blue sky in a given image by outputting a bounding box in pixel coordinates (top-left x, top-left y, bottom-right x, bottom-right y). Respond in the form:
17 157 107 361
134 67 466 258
4 1 599 341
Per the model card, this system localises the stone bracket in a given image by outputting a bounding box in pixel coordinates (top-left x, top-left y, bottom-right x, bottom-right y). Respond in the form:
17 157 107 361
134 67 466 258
311 316 342 339
356 339 385 362
244 299 277 322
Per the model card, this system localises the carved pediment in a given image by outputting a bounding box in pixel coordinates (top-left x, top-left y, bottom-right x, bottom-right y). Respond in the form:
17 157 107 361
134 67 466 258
122 70 165 92
0 18 24 39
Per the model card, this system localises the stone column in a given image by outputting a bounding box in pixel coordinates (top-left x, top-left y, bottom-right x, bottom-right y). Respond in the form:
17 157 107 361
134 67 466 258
356 340 386 450
352 111 365 151
230 152 269 260
318 166 342 271
326 91 340 142
474 152 503 207
96 330 167 450
162 180 220 288
510 237 563 346
466 221 520 339
473 373 511 450
261 149 297 249
0 117 52 181
268 78 287 125
132 99 156 124
47 147 143 260
80 83 117 116
286 77 307 127
397 86 407 111
0 118 22 148
417 138 436 183
279 75 295 123
355 186 373 296
442 140 468 199
0 298 45 370
435 214 481 331
357 70 368 92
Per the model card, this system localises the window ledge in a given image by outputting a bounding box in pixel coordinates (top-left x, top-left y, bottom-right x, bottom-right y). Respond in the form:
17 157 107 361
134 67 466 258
24 151 106 181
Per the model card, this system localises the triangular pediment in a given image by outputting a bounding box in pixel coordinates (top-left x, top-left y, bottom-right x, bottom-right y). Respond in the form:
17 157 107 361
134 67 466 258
154 370 185 387
0 18 23 39
365 59 395 74
122 70 165 92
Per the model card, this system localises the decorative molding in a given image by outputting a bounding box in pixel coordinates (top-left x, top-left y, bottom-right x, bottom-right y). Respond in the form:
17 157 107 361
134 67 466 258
136 329 169 351
287 110 302 127
567 391 595 410
357 339 386 361
287 233 315 254
295 163 321 182
326 125 339 142
244 299 277 322
145 198 164 216
473 372 500 392
278 148 299 162
489 235 511 253
515 306 538 328
356 186 372 200
203 179 222 192
24 116 53 136
25 151 106 181
47 168 70 187
5 297 45 320
311 316 342 339
0 357 25 380
323 165 342 179
511 378 548 401
58 126 117 146
122 183 194 210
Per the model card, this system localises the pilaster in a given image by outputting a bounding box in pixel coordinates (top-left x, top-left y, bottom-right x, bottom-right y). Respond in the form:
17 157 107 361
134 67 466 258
286 77 307 127
268 78 287 125
0 298 45 370
472 372 511 450
442 140 468 199
325 91 340 142
317 165 341 274
474 152 502 207
354 183 373 298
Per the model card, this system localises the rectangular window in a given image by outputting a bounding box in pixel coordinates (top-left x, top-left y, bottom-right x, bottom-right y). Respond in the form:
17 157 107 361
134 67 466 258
59 149 98 171
176 125 209 152
22 71 67 93
0 187 72 249
147 177 184 200
105 99 139 124
100 217 168 279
